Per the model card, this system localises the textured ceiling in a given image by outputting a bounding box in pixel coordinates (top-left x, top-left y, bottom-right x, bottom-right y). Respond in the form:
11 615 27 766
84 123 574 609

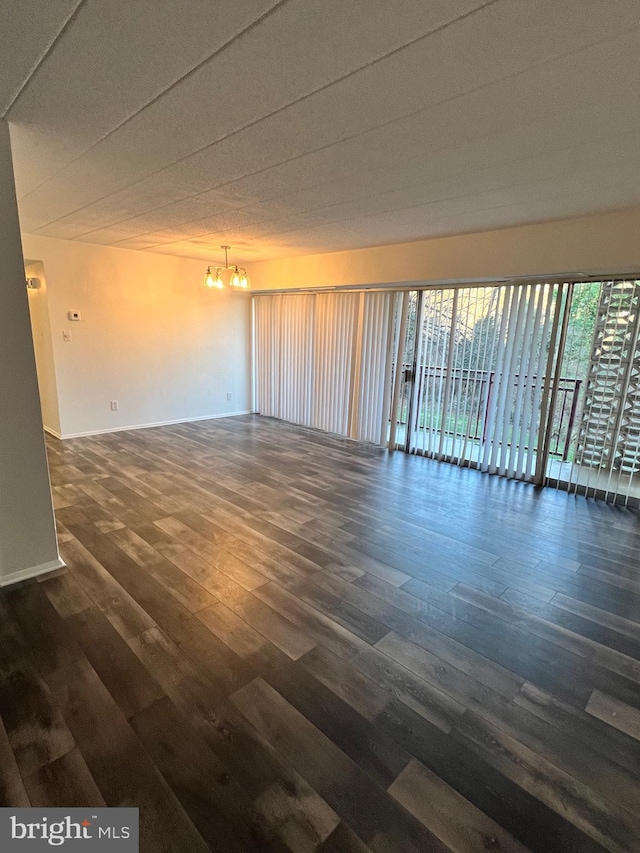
5 0 640 263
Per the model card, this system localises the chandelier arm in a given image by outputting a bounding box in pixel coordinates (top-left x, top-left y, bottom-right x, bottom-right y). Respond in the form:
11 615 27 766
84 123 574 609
204 246 249 289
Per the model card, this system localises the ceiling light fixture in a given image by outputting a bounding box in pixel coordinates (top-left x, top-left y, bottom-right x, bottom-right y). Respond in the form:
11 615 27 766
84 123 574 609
204 245 249 289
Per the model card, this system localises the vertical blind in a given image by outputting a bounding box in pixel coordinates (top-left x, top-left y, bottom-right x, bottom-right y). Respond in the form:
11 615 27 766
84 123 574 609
253 279 640 504
398 283 561 483
253 293 315 426
482 283 560 482
254 291 396 445
311 292 359 435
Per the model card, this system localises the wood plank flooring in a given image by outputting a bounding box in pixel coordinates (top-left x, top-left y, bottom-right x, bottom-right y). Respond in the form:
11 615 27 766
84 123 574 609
2 414 640 852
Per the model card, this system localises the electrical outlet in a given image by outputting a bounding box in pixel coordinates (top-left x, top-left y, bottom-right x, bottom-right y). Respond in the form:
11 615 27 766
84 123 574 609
110 400 119 411
226 392 233 401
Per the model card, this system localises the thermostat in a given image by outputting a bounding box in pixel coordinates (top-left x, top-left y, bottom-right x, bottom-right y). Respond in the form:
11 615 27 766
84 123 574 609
68 311 81 321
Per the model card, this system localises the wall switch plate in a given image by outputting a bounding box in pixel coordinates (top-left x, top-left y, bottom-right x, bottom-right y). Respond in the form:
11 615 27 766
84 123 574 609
62 330 72 342
110 400 119 411
68 311 81 321
226 392 233 401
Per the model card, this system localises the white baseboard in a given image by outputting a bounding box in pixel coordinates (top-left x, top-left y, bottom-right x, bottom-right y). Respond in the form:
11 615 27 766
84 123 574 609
50 411 252 440
0 557 66 588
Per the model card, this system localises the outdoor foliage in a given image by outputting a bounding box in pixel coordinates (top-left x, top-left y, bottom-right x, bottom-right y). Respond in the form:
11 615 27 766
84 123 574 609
399 283 602 458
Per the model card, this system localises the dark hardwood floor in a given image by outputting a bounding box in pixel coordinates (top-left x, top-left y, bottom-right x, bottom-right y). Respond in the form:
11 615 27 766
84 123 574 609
2 414 640 852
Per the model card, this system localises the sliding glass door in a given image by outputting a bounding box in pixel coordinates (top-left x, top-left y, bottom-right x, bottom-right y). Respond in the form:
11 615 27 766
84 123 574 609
254 278 640 504
394 283 565 483
546 279 640 505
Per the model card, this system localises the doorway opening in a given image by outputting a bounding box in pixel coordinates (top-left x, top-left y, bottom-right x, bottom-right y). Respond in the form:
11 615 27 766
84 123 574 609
24 259 61 438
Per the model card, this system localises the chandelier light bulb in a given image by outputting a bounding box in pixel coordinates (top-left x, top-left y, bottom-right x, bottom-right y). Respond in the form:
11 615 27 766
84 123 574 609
204 247 248 291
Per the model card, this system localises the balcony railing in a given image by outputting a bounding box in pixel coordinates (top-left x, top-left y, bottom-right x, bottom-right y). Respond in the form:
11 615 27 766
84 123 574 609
398 365 583 460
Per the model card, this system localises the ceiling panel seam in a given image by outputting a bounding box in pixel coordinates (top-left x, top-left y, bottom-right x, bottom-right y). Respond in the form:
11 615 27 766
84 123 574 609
138 187 637 261
135 145 633 251
15 0 289 199
2 0 87 119
54 15 640 242
138 171 613 250
26 0 499 228
105 108 637 248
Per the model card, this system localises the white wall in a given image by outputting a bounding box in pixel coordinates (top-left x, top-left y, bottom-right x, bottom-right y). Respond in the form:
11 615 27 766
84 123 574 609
25 259 61 434
24 206 640 440
0 120 61 585
21 234 252 438
247 207 640 290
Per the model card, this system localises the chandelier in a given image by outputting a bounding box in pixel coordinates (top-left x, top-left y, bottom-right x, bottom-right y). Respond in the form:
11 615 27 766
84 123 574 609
204 245 249 289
